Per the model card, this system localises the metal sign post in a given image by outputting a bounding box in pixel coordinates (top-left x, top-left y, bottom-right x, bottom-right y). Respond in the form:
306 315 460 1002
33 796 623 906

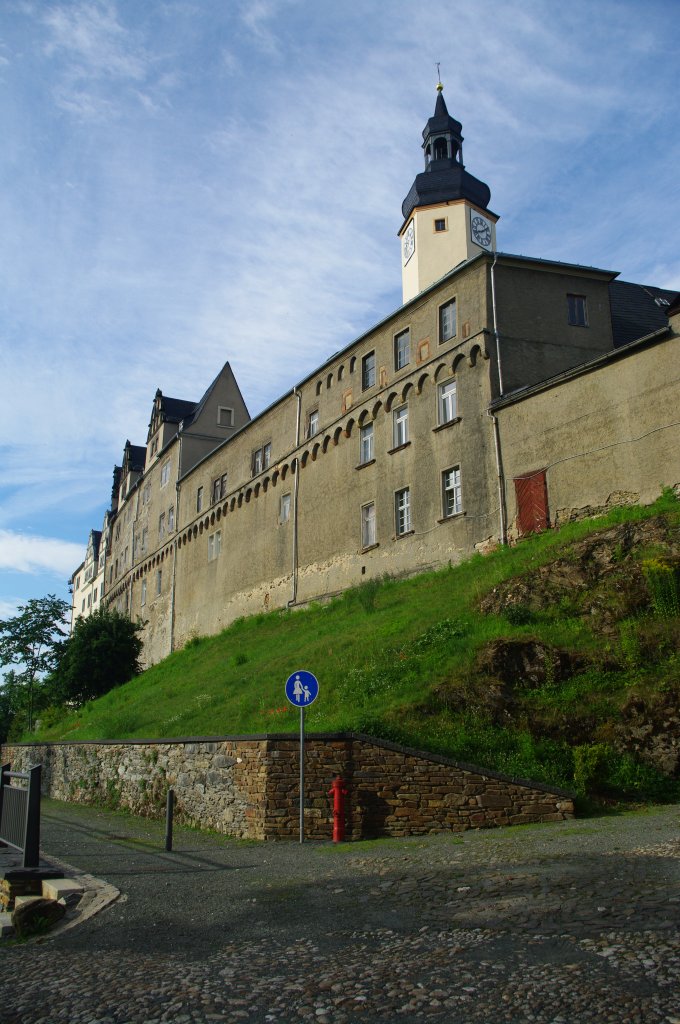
285 670 319 844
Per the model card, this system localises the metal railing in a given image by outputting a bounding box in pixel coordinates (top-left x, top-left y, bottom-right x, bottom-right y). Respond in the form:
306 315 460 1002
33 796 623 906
0 763 41 868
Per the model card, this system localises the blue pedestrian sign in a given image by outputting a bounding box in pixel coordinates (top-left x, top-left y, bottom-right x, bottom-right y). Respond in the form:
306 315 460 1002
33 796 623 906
285 670 319 707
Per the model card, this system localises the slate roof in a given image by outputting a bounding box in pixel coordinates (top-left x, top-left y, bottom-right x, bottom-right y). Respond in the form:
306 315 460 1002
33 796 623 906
160 396 197 424
609 280 678 348
402 91 491 223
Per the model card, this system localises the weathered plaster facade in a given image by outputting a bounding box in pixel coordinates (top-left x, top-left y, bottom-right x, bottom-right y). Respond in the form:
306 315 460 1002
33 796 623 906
69 92 680 667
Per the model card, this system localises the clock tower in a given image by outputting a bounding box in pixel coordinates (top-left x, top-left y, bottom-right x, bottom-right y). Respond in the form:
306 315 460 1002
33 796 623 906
400 85 498 303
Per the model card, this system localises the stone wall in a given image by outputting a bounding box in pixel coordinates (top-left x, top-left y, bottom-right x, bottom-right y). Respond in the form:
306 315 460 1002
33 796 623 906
2 733 574 841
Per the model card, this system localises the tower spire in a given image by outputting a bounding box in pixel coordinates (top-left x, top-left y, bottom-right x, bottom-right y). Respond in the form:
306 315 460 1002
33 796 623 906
399 88 497 303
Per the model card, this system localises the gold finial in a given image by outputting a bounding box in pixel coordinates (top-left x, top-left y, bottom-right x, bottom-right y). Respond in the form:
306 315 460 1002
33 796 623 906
436 62 443 91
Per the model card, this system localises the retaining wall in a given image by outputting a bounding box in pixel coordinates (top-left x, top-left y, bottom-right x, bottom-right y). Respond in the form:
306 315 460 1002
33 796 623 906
1 733 574 840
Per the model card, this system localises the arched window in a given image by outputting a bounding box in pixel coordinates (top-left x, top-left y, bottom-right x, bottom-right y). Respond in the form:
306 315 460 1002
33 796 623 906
434 137 448 160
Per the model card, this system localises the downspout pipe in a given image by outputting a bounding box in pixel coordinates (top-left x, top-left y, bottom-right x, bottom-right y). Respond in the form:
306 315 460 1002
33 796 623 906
169 435 181 653
488 252 507 544
288 387 302 607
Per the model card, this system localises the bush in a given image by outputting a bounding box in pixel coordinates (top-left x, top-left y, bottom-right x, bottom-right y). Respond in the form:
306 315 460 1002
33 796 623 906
52 609 144 707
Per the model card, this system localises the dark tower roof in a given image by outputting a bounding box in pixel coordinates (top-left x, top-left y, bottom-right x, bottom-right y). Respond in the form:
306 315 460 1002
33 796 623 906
402 88 491 223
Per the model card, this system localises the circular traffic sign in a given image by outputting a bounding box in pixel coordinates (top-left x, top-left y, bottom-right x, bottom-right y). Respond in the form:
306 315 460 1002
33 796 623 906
285 670 319 707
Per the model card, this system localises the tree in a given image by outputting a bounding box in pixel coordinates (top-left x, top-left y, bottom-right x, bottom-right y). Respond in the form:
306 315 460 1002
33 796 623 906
0 595 70 733
53 608 143 707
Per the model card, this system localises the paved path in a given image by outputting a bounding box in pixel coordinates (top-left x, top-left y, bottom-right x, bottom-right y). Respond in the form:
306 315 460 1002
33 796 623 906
1 799 679 1023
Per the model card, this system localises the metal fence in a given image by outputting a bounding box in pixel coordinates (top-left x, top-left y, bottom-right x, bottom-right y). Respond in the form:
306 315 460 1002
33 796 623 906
0 763 41 869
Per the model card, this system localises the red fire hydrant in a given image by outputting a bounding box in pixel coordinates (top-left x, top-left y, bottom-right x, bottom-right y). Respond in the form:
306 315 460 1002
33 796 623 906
328 775 348 843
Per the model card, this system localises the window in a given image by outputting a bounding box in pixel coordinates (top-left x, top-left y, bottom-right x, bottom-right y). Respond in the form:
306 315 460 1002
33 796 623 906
307 410 319 438
141 527 148 554
158 513 165 539
141 580 147 607
75 576 80 589
251 444 271 476
208 530 222 561
360 422 374 464
438 379 458 424
212 474 228 503
87 593 92 608
218 406 234 427
93 586 98 602
439 299 457 342
115 523 121 541
81 599 85 612
362 351 376 390
394 328 410 371
279 492 291 524
156 570 162 595
124 546 129 567
196 486 203 514
160 460 171 487
168 506 175 531
567 294 588 327
434 218 447 232
395 487 412 536
361 502 376 549
442 466 462 518
393 405 409 448
142 483 151 505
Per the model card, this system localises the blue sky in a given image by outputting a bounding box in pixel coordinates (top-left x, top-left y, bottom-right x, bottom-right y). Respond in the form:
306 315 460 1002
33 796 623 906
0 0 679 623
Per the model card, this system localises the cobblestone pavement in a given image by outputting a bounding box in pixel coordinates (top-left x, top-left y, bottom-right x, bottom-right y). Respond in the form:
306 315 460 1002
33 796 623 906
1 800 679 1023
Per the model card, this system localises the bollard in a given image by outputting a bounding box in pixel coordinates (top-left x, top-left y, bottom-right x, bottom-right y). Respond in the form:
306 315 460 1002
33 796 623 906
328 775 348 843
165 789 174 852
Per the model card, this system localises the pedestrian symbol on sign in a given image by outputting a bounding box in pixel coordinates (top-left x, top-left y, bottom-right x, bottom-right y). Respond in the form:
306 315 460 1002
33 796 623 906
285 670 319 708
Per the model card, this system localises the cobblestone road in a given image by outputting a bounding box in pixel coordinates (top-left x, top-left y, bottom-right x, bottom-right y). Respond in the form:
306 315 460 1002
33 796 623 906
1 800 679 1023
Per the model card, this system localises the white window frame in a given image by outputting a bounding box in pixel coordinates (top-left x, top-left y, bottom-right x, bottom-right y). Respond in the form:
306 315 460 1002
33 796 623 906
439 299 457 343
395 487 412 536
362 351 376 391
279 492 291 524
360 422 374 464
141 579 147 606
208 530 222 562
158 512 165 539
307 410 319 438
394 328 410 371
141 527 148 554
196 486 203 514
160 460 171 488
168 506 175 532
361 502 376 549
442 466 462 518
438 379 458 424
393 404 409 448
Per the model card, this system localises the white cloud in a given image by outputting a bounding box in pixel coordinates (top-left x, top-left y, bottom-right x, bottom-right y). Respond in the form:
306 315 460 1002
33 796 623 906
0 530 85 578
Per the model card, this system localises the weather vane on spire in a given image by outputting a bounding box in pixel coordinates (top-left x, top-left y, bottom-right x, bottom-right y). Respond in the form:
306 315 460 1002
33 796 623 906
436 62 443 91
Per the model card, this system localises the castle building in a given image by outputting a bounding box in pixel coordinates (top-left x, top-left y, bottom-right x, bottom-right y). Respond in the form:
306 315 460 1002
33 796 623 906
70 89 680 666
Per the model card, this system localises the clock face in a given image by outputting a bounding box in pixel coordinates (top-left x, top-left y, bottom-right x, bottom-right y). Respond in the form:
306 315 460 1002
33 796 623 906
402 220 415 265
471 213 493 250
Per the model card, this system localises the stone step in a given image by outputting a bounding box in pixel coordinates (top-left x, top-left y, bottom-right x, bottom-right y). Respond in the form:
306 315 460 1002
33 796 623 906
0 911 14 937
42 878 84 902
13 894 43 909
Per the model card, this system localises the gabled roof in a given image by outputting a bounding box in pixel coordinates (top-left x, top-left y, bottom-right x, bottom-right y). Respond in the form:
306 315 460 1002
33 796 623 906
609 280 677 348
160 396 197 423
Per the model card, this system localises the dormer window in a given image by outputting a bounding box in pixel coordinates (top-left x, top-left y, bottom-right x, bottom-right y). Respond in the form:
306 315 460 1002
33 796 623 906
218 406 234 427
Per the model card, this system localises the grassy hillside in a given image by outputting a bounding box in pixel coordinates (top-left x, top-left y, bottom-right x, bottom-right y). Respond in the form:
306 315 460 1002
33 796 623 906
28 490 680 804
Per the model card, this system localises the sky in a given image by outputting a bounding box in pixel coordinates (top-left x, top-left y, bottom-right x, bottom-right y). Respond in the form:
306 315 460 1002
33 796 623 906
0 0 679 625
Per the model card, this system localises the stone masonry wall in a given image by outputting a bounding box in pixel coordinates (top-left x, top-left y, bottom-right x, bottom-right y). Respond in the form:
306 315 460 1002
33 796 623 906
2 733 574 841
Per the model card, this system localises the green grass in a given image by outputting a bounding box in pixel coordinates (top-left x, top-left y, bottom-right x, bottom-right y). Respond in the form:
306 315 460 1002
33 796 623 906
25 489 680 802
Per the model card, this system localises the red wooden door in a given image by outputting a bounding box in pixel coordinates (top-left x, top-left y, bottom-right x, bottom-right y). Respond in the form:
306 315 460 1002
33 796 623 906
514 470 549 536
